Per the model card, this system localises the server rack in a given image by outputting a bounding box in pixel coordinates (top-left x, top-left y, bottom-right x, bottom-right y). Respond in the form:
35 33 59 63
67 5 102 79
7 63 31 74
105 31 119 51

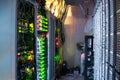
106 0 114 79
106 0 120 79
93 0 120 80
17 0 36 80
101 0 106 80
115 0 120 79
47 14 56 80
36 2 49 80
108 0 116 80
101 0 120 80
85 36 94 80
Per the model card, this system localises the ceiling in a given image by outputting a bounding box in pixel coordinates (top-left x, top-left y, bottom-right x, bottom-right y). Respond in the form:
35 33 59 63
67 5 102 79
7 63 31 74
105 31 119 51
63 0 96 19
65 0 84 5
65 0 96 6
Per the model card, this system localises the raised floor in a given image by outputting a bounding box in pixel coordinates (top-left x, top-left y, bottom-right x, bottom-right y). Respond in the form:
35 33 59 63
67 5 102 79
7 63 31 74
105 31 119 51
58 74 84 80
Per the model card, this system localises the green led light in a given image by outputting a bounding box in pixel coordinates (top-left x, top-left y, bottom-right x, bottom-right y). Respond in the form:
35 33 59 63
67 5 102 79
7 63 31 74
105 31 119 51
38 32 47 80
40 53 45 55
40 44 45 46
40 45 45 47
40 68 45 71
40 65 45 68
40 49 45 52
40 64 46 67
40 56 44 59
55 54 60 62
40 56 45 59
40 64 45 66
42 29 47 31
41 16 46 19
41 77 46 80
43 28 47 31
42 25 48 28
40 57 45 60
40 61 45 64
40 38 45 41
40 52 45 55
40 56 45 58
29 23 34 28
42 18 48 21
40 66 46 69
40 40 44 42
40 43 45 45
40 39 45 41
23 51 27 54
41 46 45 48
42 74 47 77
19 30 22 33
40 59 45 61
42 21 48 25
41 73 46 76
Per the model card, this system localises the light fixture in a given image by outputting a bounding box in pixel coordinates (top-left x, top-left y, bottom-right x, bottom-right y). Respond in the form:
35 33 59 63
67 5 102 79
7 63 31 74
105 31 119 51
45 0 66 18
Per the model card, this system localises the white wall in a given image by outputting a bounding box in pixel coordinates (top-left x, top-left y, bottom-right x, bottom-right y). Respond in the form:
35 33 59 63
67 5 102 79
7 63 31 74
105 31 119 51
0 0 16 80
63 5 87 68
62 0 95 67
